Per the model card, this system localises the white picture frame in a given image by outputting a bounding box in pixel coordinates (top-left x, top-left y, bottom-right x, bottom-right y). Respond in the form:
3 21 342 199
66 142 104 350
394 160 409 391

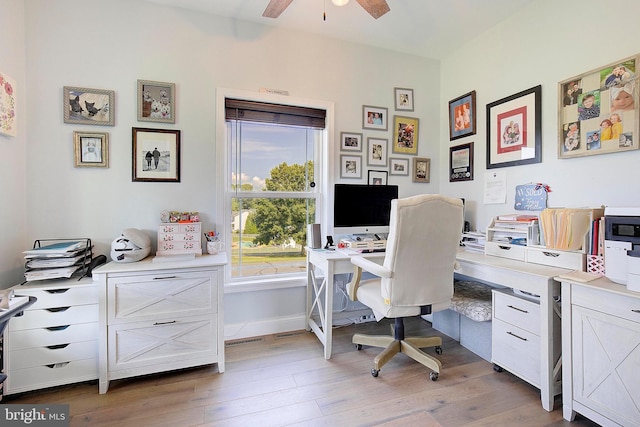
340 154 362 179
367 137 388 167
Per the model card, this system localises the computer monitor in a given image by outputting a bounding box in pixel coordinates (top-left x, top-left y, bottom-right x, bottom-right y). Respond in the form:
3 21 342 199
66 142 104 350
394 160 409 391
333 184 399 237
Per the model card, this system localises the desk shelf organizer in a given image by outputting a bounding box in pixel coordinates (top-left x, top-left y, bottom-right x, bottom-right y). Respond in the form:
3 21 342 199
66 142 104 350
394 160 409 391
23 238 93 282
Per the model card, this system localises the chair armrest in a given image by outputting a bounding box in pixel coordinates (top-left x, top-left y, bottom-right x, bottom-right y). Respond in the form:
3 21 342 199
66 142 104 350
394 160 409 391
346 266 362 301
350 255 391 278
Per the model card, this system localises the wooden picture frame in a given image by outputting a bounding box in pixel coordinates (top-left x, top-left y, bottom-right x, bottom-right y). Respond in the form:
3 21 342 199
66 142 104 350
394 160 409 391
340 154 362 179
362 105 388 131
449 142 474 182
367 137 388 167
448 90 476 141
558 54 639 158
368 170 388 185
486 85 542 169
74 131 109 168
392 115 419 155
412 157 430 183
137 79 176 123
63 86 114 126
132 127 181 182
340 131 363 152
394 87 414 111
389 157 409 176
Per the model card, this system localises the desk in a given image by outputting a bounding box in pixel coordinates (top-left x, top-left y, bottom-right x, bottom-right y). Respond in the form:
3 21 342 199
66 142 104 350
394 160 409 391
306 248 570 412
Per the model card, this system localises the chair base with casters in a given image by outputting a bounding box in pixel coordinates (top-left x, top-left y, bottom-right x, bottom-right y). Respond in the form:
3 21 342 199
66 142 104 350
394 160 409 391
353 316 443 381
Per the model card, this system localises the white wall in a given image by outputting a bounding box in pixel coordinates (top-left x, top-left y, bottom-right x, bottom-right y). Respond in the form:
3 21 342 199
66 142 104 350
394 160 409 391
12 0 440 337
440 0 640 231
0 0 27 286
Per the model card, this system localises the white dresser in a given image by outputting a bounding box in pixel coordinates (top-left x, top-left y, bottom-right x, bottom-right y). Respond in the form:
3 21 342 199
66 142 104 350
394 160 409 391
561 277 640 426
2 277 98 395
92 253 226 393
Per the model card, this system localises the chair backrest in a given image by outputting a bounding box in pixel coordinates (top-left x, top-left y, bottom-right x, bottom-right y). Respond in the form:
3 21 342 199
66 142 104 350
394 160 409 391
381 194 463 308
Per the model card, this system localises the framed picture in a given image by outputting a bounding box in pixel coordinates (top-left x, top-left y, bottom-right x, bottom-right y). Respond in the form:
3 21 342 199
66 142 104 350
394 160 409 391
340 131 363 152
449 90 476 141
362 105 388 131
449 142 474 182
392 115 419 155
73 131 109 168
132 127 181 182
63 86 114 126
0 71 17 136
367 137 388 167
340 154 362 179
558 54 639 158
368 170 388 185
486 85 542 169
137 79 176 123
389 157 409 176
412 157 430 183
394 87 414 111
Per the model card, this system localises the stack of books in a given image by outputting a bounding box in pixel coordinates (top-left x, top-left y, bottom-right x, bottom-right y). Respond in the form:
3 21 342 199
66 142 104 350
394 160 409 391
23 239 92 281
461 231 486 253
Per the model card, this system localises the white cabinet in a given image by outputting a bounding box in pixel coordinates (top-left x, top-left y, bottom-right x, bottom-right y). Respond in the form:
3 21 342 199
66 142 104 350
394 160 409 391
2 278 98 395
561 279 640 426
492 288 561 391
92 254 226 393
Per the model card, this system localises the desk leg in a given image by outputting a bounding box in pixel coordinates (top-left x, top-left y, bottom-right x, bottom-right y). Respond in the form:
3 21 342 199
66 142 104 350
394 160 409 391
539 282 557 412
306 258 334 359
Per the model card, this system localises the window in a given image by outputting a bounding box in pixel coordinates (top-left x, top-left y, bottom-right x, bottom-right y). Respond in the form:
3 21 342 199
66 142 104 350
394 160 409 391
221 95 328 285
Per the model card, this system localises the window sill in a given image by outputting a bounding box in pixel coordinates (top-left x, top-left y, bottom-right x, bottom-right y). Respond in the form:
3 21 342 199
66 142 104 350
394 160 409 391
224 275 307 293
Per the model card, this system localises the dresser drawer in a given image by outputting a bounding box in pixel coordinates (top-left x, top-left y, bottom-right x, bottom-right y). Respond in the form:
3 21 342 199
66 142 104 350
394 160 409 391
493 289 540 336
8 322 98 350
5 358 98 395
492 318 541 388
158 223 201 234
158 232 200 243
484 241 526 261
108 314 216 371
572 285 640 324
107 272 216 323
8 340 97 370
9 304 98 330
13 285 97 310
156 240 202 253
526 246 585 270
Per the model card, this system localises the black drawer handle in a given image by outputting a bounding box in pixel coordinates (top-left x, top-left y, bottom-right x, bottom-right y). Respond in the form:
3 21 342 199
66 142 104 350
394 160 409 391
46 289 70 294
542 252 560 257
46 325 70 331
633 309 640 314
507 305 529 314
46 307 70 313
46 344 70 350
153 320 177 326
154 276 177 280
498 246 511 250
506 331 528 341
45 362 70 369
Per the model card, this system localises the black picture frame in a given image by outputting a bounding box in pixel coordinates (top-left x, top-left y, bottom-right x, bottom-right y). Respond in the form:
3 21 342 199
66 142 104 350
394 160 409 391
132 127 181 182
449 142 473 182
448 90 476 141
367 170 388 185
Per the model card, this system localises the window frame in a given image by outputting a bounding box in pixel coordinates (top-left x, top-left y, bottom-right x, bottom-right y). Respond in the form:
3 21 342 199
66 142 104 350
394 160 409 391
216 88 334 291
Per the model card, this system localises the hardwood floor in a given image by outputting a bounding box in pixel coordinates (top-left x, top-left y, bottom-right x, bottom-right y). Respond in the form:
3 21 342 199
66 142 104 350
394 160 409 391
3 317 600 426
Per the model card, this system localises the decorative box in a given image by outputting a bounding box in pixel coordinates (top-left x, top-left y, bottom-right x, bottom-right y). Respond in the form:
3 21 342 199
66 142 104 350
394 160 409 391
156 222 202 256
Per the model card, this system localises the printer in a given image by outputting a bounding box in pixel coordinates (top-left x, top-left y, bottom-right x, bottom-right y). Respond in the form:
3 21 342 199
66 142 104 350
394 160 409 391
604 206 640 291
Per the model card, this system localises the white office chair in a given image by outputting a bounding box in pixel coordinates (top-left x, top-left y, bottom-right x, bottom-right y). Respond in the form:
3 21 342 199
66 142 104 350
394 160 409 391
347 194 463 380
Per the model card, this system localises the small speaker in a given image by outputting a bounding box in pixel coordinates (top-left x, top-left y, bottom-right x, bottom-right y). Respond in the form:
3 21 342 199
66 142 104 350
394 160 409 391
307 224 322 249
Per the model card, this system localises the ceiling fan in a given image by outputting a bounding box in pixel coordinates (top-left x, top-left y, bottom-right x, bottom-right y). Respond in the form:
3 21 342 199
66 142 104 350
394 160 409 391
263 0 390 20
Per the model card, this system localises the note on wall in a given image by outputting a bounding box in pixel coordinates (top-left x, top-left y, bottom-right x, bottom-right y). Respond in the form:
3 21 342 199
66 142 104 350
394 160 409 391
514 183 548 211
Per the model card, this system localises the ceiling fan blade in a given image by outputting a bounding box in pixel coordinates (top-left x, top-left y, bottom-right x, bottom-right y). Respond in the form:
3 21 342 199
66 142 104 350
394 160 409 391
262 0 294 18
355 0 390 19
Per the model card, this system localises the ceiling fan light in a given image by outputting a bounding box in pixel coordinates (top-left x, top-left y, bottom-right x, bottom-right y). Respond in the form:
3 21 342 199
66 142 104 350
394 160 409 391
331 0 349 6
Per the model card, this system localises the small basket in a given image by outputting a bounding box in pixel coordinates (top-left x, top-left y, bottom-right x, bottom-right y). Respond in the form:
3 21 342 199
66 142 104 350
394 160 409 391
587 255 605 276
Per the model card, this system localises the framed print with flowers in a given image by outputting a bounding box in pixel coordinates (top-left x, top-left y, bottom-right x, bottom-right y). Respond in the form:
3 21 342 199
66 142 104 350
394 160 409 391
0 71 16 136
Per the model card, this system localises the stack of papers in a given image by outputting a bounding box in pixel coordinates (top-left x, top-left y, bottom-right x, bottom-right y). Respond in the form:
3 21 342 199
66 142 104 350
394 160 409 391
461 231 486 253
23 240 92 281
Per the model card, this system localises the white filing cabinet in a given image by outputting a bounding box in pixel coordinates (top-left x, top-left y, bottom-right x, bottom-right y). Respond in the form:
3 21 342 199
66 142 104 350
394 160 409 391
92 253 227 393
561 278 640 426
491 288 561 390
2 278 98 395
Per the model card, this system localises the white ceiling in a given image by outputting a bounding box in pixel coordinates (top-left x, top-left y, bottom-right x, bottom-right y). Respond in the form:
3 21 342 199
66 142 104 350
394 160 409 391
142 0 535 59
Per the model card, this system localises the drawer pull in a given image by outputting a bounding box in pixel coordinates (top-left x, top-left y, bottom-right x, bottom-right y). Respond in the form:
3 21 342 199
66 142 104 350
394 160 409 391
153 320 177 326
46 289 70 294
46 325 70 331
541 251 560 258
507 305 529 314
154 276 177 280
506 331 528 341
498 246 511 250
46 343 70 350
46 307 70 313
45 362 70 369
633 309 640 314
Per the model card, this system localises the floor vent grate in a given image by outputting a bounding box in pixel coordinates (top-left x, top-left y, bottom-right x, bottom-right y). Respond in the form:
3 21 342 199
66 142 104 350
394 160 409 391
225 337 265 347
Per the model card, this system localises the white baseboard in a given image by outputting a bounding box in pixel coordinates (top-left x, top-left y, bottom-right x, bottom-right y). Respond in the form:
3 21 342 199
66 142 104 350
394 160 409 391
224 314 307 341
